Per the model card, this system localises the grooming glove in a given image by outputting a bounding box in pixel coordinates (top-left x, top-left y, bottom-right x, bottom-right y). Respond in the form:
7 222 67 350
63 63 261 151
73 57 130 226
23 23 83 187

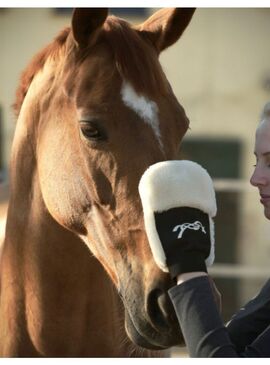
139 160 217 279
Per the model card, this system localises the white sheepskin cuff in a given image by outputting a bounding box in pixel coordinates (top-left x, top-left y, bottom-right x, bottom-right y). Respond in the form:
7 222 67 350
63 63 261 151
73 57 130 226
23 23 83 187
139 160 217 271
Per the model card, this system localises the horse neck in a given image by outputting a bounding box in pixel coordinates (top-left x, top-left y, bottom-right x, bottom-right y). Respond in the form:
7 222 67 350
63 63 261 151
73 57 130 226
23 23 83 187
3 142 139 356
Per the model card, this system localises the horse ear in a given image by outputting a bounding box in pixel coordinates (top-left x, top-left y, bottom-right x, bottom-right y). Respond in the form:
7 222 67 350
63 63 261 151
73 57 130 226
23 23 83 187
71 8 108 48
138 8 195 53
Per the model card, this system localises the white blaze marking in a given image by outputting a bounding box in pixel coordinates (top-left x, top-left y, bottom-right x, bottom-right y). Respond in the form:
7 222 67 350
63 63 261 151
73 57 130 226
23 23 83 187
121 81 163 149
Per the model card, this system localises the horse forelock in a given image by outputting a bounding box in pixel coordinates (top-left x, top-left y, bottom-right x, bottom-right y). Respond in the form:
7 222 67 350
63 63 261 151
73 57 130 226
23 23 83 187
102 16 168 99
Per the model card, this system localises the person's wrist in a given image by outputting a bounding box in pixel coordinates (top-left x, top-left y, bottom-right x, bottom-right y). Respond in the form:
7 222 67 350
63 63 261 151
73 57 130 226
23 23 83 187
176 271 208 285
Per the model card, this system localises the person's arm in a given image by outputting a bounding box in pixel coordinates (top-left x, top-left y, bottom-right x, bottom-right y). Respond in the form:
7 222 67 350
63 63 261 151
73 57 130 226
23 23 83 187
169 275 238 357
169 274 270 357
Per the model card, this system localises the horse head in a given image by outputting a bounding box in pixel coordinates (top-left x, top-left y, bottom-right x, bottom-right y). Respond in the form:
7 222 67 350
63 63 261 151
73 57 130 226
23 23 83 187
13 8 194 351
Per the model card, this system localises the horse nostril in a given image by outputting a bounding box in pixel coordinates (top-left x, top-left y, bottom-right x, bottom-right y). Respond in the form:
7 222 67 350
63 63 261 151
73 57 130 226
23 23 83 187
146 288 174 330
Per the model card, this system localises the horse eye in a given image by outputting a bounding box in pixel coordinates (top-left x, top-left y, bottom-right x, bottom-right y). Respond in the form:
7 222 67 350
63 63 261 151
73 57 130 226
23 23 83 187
80 121 106 141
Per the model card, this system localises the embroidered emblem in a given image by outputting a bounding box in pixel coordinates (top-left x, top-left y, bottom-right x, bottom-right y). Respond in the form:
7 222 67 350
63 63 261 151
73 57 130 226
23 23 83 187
173 221 206 239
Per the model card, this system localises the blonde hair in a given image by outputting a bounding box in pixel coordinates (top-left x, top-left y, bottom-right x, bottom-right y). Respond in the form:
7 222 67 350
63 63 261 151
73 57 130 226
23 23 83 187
260 102 270 121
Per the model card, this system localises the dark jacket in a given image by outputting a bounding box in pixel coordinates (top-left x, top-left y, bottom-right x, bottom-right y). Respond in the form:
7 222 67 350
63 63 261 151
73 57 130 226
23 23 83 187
168 276 270 357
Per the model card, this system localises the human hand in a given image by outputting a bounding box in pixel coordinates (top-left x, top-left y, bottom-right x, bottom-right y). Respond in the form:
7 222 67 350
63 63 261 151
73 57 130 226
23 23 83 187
139 160 217 279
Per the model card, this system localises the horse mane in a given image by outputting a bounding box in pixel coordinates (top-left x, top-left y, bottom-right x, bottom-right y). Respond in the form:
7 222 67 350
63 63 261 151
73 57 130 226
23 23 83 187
13 27 70 117
14 15 168 118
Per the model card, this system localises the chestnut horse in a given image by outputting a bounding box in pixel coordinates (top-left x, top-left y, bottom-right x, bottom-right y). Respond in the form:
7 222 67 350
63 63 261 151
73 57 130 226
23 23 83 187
0 8 194 357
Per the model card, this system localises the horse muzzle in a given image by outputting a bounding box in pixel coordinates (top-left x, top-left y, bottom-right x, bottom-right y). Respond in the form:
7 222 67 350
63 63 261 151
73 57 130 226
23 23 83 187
122 278 184 350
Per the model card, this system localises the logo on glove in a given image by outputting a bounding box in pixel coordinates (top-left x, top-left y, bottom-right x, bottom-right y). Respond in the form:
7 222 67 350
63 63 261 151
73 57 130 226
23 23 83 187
173 221 206 239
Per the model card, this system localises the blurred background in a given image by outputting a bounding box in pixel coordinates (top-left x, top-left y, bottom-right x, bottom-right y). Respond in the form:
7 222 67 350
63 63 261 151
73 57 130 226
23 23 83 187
1 7 270 356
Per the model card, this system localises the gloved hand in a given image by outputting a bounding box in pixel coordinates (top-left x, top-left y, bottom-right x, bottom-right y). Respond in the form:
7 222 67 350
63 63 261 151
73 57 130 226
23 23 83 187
138 160 217 279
